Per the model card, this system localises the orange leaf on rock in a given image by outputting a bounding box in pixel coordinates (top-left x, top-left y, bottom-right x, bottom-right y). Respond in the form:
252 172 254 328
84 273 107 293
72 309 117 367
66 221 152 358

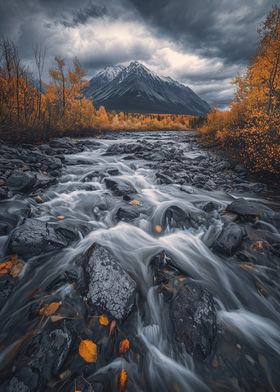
0 256 23 277
118 368 128 391
129 199 141 206
154 225 162 234
39 301 61 317
57 215 65 220
99 314 109 326
34 195 43 203
119 338 130 354
78 339 97 363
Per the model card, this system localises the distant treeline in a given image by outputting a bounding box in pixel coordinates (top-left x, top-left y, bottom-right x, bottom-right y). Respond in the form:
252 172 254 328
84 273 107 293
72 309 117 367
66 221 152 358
0 41 193 143
195 6 280 176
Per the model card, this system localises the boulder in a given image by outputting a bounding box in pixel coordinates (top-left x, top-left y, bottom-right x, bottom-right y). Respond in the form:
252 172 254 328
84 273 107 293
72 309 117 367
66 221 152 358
8 219 69 258
86 244 137 320
213 221 244 256
104 178 136 196
14 326 72 384
115 206 140 221
7 171 36 192
170 281 217 359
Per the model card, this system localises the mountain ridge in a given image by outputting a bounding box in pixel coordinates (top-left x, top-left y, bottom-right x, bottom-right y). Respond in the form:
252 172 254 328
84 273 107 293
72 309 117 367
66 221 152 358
85 61 210 115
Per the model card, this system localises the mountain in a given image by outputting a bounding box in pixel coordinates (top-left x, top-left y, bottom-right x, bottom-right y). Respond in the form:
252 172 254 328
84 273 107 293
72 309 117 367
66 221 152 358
85 61 210 115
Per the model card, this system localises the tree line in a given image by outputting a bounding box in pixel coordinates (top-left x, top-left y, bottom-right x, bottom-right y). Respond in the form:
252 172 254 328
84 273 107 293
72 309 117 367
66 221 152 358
0 42 192 142
196 6 280 176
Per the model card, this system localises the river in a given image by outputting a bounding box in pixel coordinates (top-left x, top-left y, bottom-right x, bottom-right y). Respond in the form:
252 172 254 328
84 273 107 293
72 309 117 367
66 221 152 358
0 131 279 391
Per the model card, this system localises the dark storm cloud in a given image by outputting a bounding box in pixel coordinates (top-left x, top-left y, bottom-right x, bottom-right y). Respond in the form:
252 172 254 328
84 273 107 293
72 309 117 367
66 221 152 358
124 0 274 65
0 0 275 107
59 3 108 28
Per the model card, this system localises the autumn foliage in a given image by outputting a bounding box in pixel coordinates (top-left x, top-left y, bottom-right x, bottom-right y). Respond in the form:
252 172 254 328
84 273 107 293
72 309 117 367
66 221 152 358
0 40 191 142
196 6 280 175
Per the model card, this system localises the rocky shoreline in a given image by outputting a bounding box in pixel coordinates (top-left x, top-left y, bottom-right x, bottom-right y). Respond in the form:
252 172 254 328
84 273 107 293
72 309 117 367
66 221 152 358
0 132 280 391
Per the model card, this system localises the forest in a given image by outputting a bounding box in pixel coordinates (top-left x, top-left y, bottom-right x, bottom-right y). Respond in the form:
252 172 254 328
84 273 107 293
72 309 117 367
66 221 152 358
195 6 280 175
0 43 192 142
0 6 279 176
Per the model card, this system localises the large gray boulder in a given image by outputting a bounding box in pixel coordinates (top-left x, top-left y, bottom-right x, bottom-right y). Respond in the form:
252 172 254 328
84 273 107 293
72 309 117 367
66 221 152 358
86 244 137 320
213 221 244 256
8 218 69 258
170 281 217 359
7 171 36 192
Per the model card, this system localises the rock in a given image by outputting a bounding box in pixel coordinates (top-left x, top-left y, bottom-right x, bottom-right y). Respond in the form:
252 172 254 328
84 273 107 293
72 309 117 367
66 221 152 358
7 171 36 192
115 206 140 221
213 221 244 256
0 187 8 200
0 275 16 310
15 326 72 382
156 172 173 184
170 281 217 359
226 198 279 228
104 178 136 196
0 200 31 234
5 377 30 392
8 218 69 258
86 244 137 320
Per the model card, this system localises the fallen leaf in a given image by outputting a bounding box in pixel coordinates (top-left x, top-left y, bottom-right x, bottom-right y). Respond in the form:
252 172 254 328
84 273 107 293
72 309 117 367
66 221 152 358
154 224 162 234
129 199 141 206
50 314 66 323
239 263 256 271
256 281 268 297
57 215 65 220
118 368 128 391
34 195 43 203
250 240 269 252
119 338 130 354
39 301 62 317
99 314 109 326
109 320 117 336
79 339 97 363
0 256 23 277
59 369 71 380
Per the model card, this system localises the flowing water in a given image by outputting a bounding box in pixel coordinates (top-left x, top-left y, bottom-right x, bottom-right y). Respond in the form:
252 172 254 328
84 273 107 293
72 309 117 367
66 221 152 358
0 131 280 391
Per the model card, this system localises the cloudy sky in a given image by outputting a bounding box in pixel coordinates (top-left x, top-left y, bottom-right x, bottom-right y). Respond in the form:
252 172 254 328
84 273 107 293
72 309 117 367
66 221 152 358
0 0 275 107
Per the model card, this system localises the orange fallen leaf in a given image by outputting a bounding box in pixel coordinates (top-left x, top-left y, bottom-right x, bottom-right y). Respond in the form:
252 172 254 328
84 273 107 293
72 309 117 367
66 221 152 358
239 263 256 271
0 256 23 277
119 338 130 354
99 314 109 326
129 199 141 206
78 339 97 363
118 368 128 391
50 314 66 323
154 224 162 234
34 195 43 203
57 215 65 220
250 240 269 252
109 320 117 336
39 301 62 317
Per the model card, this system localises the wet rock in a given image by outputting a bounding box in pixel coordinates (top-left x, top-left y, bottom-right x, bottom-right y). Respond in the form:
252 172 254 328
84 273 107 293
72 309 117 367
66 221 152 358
226 198 273 220
0 187 8 200
213 222 244 256
8 218 69 258
156 172 173 184
115 206 140 221
0 200 31 234
0 275 16 310
7 171 36 192
170 281 217 359
202 200 223 213
15 325 72 384
86 244 137 320
5 377 30 392
104 178 136 196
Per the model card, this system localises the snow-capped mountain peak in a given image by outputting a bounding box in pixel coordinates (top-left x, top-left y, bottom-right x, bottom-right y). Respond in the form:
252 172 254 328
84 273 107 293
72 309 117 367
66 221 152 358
85 61 210 115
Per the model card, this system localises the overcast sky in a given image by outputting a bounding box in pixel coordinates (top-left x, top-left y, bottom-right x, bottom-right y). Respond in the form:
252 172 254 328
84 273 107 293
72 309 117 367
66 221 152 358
0 0 275 107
